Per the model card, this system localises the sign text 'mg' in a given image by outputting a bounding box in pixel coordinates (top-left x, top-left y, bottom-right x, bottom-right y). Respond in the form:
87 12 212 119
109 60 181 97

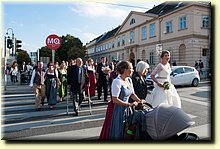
46 34 61 50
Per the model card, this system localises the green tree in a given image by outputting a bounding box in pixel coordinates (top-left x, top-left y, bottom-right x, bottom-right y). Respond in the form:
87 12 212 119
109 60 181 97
16 50 31 67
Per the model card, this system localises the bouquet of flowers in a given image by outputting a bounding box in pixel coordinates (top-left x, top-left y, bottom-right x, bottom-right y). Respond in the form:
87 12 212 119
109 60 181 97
163 81 170 90
102 66 111 74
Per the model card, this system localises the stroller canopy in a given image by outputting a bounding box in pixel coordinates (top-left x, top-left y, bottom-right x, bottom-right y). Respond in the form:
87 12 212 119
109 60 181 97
146 103 195 140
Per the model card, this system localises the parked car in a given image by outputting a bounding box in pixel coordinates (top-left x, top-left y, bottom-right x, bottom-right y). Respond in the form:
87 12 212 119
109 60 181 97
146 66 200 88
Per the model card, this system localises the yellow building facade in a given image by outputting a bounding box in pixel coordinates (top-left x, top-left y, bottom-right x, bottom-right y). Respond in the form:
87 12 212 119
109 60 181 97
86 2 211 74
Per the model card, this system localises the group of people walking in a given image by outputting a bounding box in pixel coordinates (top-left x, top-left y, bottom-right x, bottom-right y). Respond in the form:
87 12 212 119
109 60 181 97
7 61 33 84
28 50 182 140
29 57 114 114
29 61 59 110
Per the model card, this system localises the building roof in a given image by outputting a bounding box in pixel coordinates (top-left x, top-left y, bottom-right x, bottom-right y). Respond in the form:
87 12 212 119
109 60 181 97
145 1 188 16
96 26 121 43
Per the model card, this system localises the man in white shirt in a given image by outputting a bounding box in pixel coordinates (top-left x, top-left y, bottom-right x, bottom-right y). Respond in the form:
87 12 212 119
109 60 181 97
29 61 46 111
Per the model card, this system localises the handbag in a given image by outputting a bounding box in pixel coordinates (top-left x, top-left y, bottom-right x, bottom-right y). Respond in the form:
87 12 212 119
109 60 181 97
124 106 136 140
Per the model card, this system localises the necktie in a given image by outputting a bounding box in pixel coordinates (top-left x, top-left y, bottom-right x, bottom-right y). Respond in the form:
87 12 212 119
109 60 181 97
78 67 81 83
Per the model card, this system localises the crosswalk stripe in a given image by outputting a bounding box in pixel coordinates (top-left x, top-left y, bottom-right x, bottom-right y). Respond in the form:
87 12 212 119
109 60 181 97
2 94 34 98
2 106 107 121
15 126 102 140
187 113 197 119
3 114 105 132
181 96 210 106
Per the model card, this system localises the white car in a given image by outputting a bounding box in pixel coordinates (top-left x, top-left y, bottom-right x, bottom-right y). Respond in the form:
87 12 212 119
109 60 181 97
146 66 200 87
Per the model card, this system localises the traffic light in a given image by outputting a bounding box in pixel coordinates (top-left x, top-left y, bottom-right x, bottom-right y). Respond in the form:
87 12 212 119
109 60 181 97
7 39 13 49
15 39 22 52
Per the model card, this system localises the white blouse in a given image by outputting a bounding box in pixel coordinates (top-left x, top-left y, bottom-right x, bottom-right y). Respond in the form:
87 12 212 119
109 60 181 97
111 76 134 97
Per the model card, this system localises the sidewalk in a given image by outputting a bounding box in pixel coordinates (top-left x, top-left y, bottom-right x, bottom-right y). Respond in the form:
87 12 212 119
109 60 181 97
17 124 210 140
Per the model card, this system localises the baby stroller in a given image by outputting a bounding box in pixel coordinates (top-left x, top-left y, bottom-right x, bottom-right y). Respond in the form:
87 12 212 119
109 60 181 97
124 103 199 141
20 71 30 85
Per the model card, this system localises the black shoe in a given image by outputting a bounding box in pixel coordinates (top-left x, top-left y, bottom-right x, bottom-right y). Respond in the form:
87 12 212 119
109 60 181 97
41 102 44 106
36 108 41 111
74 111 79 116
98 98 101 100
104 99 108 102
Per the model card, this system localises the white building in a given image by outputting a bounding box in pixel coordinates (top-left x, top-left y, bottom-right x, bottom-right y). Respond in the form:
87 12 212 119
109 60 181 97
29 52 37 65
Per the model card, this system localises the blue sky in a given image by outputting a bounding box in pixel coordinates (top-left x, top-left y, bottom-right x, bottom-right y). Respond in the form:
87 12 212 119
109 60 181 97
2 1 162 53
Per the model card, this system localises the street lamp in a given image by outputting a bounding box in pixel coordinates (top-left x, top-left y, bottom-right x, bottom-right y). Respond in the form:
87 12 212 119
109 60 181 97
6 28 15 56
4 28 14 91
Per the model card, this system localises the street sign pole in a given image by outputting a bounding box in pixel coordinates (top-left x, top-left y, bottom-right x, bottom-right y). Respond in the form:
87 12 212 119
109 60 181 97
52 50 55 63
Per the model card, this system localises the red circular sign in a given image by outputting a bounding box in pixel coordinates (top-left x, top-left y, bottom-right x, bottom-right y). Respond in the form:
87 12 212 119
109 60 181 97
46 34 61 50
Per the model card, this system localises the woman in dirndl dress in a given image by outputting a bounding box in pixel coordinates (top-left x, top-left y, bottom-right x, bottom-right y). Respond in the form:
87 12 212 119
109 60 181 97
100 61 144 140
85 58 96 98
45 62 60 109
58 62 67 102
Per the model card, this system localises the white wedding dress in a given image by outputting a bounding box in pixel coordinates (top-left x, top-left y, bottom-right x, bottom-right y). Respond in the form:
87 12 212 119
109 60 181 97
146 63 181 108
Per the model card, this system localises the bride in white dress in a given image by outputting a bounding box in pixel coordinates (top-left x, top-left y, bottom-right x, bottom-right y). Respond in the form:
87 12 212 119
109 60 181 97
146 50 181 108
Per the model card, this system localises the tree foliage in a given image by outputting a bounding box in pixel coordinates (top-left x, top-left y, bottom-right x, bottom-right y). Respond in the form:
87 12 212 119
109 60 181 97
16 50 31 66
39 34 87 63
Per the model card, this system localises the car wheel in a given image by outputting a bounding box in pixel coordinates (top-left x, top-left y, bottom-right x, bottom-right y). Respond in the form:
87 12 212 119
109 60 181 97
192 78 199 87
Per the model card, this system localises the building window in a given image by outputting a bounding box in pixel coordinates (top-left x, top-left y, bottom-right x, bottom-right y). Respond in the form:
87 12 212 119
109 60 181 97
202 16 210 28
202 48 207 56
109 42 111 49
122 35 125 46
141 26 147 40
150 23 155 37
130 31 134 43
112 41 115 48
142 50 146 60
117 36 120 46
121 53 124 60
166 20 173 33
130 18 135 25
149 52 154 64
179 44 186 64
179 16 186 30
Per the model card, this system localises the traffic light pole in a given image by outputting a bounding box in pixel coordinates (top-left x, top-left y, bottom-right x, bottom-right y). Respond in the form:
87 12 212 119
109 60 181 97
5 28 15 91
4 36 7 91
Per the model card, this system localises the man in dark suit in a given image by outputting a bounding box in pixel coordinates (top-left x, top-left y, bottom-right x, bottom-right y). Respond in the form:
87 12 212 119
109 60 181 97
96 57 110 102
67 58 86 116
20 61 27 84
